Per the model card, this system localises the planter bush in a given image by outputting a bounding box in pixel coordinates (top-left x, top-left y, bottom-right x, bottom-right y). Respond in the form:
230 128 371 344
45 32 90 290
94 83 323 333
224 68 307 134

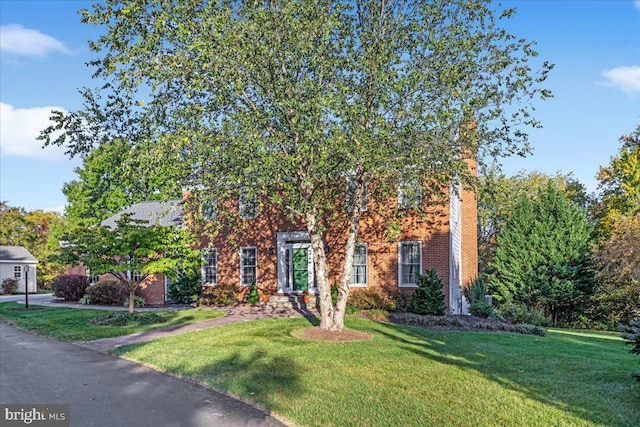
85 279 129 305
198 283 238 306
1 278 19 295
167 270 202 304
411 270 446 315
51 275 88 301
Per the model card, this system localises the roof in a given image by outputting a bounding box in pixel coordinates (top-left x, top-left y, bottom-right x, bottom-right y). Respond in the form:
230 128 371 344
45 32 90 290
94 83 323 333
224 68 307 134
101 200 183 228
0 246 38 263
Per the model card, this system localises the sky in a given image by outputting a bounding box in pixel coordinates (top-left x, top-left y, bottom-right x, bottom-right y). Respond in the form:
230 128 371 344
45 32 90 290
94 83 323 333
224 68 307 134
1 0 639 213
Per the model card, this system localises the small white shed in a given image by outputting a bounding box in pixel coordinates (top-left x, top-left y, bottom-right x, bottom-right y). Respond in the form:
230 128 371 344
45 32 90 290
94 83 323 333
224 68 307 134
0 246 38 293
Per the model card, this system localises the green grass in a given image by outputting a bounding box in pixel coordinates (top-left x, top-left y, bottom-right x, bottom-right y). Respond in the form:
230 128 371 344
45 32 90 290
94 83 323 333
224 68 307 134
0 302 225 341
115 317 640 427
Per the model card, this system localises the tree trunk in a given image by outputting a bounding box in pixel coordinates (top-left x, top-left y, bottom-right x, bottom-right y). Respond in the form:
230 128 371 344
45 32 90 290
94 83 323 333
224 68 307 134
306 176 365 332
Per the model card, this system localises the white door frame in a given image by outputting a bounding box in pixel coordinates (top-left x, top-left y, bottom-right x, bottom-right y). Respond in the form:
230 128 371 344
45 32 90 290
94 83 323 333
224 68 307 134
277 231 315 293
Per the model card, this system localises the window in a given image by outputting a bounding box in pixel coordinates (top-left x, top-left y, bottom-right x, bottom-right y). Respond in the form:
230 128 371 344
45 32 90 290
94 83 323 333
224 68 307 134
346 173 368 212
86 269 100 285
202 249 217 285
239 188 257 219
201 201 217 221
399 241 422 287
398 180 422 209
351 243 368 286
13 266 21 280
240 247 257 286
132 271 143 282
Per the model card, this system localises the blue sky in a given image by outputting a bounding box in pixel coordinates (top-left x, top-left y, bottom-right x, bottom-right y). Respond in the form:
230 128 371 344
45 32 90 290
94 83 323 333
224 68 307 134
1 0 639 213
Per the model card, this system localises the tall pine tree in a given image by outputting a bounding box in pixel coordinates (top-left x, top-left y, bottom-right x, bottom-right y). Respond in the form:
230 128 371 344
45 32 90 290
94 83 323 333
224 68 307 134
489 183 593 326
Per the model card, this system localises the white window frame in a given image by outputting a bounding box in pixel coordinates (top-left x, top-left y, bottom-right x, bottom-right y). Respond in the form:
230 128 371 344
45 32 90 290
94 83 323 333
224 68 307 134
345 172 368 212
240 246 257 286
13 266 21 280
351 243 368 287
201 201 217 221
398 179 422 209
86 269 100 285
239 188 257 219
132 271 143 282
202 248 217 286
398 241 422 287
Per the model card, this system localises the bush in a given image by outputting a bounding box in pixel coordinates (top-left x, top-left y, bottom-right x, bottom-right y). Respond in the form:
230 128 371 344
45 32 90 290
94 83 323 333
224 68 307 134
1 278 19 295
469 301 494 318
246 283 259 304
85 279 129 305
464 277 494 318
496 302 551 327
167 270 202 304
51 275 88 301
198 283 238 306
348 288 397 311
411 270 446 316
620 318 640 381
124 295 146 308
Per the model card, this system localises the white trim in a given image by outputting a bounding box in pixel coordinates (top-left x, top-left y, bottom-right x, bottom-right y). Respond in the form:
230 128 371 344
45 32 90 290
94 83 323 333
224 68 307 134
201 248 217 286
240 246 257 286
276 231 314 293
449 183 467 314
398 241 422 287
350 243 368 287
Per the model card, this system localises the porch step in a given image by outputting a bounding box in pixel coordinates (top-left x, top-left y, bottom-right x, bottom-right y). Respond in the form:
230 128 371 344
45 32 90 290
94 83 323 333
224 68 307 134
265 294 317 310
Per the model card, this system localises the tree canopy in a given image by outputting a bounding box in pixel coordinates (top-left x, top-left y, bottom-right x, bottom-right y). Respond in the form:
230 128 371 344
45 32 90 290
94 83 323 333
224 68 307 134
40 0 552 330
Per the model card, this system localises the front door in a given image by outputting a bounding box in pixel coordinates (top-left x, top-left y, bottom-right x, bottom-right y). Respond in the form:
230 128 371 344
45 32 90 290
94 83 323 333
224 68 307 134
291 247 309 291
281 242 314 293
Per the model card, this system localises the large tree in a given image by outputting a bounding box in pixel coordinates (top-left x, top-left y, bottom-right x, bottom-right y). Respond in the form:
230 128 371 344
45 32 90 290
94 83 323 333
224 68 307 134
0 202 66 286
477 167 589 273
58 215 199 313
41 0 552 331
489 183 594 326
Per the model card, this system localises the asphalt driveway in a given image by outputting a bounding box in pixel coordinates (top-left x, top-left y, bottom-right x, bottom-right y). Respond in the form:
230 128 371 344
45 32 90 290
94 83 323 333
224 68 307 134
0 322 284 427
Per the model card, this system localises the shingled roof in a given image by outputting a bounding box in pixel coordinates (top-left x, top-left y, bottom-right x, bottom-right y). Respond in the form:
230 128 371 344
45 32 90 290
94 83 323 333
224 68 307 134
101 200 183 228
0 246 38 263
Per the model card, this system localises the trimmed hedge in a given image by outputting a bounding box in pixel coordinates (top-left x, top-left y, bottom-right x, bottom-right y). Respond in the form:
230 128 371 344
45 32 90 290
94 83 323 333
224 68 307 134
51 275 88 301
198 283 238 306
86 279 129 305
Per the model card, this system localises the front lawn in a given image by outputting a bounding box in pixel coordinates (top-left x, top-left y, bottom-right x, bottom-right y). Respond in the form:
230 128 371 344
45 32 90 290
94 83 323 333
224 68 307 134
0 302 225 341
116 317 639 427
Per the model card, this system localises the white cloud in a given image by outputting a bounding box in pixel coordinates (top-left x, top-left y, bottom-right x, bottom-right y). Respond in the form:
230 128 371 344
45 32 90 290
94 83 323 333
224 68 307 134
0 24 71 57
601 66 640 94
0 102 70 161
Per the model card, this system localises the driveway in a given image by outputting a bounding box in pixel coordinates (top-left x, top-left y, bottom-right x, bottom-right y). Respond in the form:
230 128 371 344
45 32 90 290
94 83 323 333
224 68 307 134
0 322 284 427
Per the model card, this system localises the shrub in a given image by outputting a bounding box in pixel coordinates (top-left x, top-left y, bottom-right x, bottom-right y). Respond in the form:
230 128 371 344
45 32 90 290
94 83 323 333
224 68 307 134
620 318 640 381
411 270 446 315
78 295 91 305
469 301 494 318
85 279 129 305
1 278 19 295
348 288 397 311
331 283 339 306
51 275 88 301
167 270 202 304
198 283 238 306
464 277 495 318
124 295 146 308
496 302 551 327
246 283 260 304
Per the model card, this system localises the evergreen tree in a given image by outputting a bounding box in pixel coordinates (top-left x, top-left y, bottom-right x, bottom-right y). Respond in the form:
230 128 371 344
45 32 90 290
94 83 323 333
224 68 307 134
412 270 446 316
489 183 594 326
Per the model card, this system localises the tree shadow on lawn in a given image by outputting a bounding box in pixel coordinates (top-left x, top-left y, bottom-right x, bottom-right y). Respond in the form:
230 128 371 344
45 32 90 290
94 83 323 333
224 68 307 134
118 340 304 415
366 320 640 426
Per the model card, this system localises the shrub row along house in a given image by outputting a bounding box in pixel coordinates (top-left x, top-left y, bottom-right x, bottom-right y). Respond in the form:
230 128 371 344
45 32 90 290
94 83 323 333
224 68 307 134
68 172 478 313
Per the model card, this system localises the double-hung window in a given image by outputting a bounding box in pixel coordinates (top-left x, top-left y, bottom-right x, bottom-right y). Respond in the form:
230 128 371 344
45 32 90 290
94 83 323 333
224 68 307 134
13 266 21 279
240 247 257 286
239 188 257 219
399 241 422 287
201 200 217 221
351 243 368 287
202 249 217 286
398 179 422 209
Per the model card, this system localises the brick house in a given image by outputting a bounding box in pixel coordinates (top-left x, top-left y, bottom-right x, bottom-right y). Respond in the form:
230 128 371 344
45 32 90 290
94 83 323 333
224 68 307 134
71 172 477 312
